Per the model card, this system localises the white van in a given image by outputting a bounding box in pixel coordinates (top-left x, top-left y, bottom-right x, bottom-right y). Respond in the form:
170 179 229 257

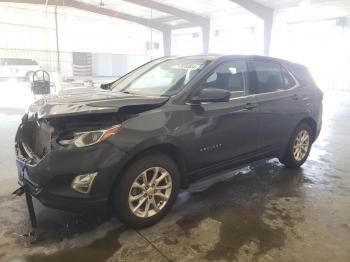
0 58 41 81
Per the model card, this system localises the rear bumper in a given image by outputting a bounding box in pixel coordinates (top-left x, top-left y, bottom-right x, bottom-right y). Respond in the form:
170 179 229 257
315 121 322 141
314 104 323 142
16 141 127 212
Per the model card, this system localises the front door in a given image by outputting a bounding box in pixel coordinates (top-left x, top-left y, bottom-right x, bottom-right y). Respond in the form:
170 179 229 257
189 60 260 169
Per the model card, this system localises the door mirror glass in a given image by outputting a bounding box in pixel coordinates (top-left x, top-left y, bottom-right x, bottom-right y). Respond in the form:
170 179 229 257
191 88 230 104
31 70 51 95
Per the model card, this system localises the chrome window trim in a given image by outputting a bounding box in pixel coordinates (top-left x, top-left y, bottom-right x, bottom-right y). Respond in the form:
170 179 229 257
229 73 300 101
226 61 300 101
186 60 301 104
186 82 301 105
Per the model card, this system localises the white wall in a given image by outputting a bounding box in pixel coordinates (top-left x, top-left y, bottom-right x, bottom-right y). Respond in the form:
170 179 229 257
171 14 264 56
92 54 150 77
0 3 163 77
210 14 264 55
271 5 350 91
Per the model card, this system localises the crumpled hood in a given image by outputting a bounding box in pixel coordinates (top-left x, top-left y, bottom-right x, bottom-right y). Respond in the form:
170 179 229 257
28 86 169 119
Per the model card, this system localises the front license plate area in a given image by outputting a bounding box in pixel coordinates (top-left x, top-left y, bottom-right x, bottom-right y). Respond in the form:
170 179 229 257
24 186 37 228
16 161 25 182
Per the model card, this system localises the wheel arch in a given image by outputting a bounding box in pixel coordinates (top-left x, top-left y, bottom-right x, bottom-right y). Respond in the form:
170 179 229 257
299 117 317 142
108 142 189 204
280 116 317 159
141 143 189 189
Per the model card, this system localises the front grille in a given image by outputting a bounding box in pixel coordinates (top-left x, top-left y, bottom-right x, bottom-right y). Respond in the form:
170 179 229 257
32 121 52 157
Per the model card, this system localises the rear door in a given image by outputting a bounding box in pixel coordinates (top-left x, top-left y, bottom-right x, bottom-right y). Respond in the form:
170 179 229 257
248 59 305 154
189 59 260 169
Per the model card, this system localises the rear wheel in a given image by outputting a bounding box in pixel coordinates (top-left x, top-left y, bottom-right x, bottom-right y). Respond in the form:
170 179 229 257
279 123 312 168
112 153 180 228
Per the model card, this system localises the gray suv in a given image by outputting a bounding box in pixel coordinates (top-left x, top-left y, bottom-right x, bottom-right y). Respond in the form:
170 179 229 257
15 55 322 228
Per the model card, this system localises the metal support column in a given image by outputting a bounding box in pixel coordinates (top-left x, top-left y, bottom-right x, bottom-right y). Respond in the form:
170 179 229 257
163 29 172 56
202 22 210 54
229 0 274 56
54 5 61 73
264 17 273 56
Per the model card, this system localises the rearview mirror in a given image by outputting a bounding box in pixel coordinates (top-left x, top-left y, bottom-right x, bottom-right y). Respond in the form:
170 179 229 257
31 70 51 95
191 88 230 104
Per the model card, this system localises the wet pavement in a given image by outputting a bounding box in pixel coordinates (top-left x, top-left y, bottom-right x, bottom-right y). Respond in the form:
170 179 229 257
0 91 350 262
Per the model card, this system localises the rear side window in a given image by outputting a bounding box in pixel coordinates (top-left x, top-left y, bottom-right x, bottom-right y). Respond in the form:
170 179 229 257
282 69 296 89
288 63 316 86
250 61 284 94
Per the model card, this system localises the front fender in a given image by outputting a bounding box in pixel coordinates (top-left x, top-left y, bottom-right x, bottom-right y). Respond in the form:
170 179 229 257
106 137 189 201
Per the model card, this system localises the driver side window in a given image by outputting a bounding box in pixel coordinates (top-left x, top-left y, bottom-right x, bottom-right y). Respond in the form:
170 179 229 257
202 60 248 98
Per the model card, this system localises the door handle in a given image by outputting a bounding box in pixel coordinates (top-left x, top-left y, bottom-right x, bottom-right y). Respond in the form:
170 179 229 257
292 94 299 100
244 103 258 110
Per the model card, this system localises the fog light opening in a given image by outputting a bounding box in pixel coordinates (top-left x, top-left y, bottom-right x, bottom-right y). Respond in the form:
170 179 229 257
71 172 98 194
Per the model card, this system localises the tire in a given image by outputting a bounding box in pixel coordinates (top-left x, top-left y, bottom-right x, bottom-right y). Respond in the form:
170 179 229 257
112 153 180 228
279 122 313 168
25 71 34 82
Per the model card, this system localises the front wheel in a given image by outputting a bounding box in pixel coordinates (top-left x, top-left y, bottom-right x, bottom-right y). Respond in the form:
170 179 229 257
279 123 313 168
112 153 180 228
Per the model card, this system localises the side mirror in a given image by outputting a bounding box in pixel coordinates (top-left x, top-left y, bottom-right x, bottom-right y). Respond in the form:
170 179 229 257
31 70 51 95
191 88 230 104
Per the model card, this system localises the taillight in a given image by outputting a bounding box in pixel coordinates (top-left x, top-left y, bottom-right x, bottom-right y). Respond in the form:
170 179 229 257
320 89 323 101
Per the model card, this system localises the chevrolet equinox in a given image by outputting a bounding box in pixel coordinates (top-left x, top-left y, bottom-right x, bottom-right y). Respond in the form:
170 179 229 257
15 55 322 228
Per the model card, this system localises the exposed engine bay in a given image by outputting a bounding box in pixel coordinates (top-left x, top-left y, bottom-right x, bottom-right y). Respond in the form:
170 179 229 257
14 86 169 164
15 113 123 163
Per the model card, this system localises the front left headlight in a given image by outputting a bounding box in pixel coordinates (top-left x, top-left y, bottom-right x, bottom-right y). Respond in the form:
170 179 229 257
58 125 121 148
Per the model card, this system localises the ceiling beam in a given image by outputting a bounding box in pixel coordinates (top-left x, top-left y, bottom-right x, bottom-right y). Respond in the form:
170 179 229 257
229 0 274 55
153 16 179 23
171 22 197 30
228 0 273 20
0 0 170 31
123 0 209 26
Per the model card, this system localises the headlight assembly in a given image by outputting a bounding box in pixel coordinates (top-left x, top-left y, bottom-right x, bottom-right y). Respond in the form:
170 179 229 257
58 125 121 148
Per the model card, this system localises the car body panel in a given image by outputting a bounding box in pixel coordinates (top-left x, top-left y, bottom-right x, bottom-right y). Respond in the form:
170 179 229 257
28 88 169 119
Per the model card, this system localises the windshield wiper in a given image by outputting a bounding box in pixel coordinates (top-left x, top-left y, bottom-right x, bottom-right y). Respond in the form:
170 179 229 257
120 90 169 97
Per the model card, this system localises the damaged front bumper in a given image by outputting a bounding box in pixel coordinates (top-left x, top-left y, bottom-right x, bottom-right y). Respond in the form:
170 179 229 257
15 141 127 212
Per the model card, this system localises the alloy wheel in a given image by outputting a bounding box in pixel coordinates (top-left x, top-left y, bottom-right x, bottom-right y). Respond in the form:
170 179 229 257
128 167 172 218
293 129 310 161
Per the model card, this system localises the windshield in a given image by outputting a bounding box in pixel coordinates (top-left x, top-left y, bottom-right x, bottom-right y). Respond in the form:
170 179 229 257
112 58 211 97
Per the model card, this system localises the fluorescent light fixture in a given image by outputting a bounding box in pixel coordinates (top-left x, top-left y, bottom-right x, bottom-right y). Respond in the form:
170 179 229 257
299 0 311 7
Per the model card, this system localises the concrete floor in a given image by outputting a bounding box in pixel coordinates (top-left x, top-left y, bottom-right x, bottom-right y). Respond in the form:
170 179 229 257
0 91 350 262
